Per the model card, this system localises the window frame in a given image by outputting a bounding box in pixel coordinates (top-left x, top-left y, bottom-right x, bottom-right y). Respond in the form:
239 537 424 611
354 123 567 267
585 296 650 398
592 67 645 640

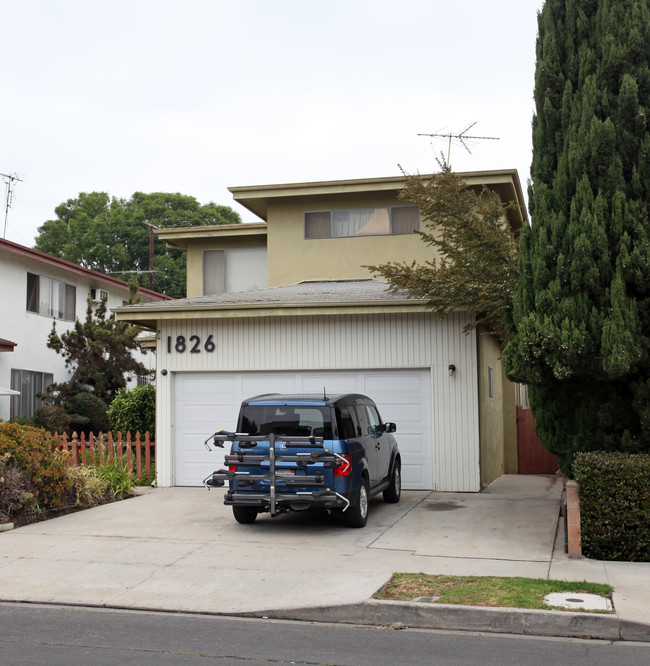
10 368 54 419
203 249 227 295
304 204 420 239
26 272 76 321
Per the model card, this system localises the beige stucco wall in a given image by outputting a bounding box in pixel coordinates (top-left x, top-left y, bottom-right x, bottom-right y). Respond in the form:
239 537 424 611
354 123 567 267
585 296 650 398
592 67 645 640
502 365 518 474
477 330 506 489
265 192 440 287
184 235 267 297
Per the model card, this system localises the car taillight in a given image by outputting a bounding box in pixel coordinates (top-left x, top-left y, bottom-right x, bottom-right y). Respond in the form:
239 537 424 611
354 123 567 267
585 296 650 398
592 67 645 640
334 453 351 476
229 465 237 472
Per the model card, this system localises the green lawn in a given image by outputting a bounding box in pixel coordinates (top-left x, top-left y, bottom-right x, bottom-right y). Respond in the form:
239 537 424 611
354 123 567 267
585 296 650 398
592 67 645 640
374 573 614 612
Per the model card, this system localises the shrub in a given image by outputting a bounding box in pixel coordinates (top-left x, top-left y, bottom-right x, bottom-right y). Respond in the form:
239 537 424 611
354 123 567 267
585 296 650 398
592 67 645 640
64 392 110 435
108 384 155 436
0 422 72 510
0 453 34 522
574 452 650 562
33 405 71 434
94 460 135 499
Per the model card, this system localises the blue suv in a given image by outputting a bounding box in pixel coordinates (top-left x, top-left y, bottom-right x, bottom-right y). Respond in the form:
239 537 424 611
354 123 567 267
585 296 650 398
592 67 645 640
204 393 401 527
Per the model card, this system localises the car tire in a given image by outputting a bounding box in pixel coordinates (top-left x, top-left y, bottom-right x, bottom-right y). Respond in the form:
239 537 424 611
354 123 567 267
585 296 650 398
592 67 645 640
383 459 401 504
346 478 369 528
233 506 258 524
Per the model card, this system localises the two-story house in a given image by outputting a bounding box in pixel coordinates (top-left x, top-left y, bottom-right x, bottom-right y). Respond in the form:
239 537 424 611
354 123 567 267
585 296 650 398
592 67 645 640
0 238 171 423
116 170 527 492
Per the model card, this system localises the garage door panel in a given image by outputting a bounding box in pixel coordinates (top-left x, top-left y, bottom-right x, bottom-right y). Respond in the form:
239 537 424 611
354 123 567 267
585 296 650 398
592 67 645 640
301 373 362 394
180 374 237 395
402 461 427 487
175 369 432 489
365 372 427 395
395 432 431 456
241 373 299 395
183 459 225 486
376 402 424 423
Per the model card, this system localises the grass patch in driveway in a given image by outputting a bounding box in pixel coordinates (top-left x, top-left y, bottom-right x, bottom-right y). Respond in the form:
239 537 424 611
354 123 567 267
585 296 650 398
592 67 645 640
374 573 614 612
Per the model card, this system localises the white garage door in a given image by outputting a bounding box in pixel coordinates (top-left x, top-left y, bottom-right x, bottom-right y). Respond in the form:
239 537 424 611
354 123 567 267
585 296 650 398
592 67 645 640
174 369 432 489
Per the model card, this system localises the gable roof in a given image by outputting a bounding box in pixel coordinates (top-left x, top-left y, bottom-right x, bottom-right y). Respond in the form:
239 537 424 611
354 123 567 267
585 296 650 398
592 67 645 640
0 238 172 301
116 280 428 328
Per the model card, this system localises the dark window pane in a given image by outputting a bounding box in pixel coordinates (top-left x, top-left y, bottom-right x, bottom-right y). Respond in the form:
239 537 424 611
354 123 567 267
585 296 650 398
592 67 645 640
203 250 226 294
336 406 357 439
65 284 76 320
240 405 332 437
10 369 21 419
26 273 39 313
391 205 420 234
305 211 332 238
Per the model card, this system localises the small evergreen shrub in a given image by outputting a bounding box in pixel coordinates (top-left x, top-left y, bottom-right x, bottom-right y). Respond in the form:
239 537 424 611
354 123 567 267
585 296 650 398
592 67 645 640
108 384 155 436
64 392 110 435
574 452 650 562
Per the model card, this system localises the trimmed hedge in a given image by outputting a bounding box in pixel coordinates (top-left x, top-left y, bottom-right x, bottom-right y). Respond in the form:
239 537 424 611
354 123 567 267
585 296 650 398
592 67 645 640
574 452 650 562
108 385 155 436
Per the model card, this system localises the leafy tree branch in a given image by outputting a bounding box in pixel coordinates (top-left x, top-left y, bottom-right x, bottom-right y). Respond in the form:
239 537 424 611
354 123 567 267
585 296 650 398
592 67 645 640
366 163 519 346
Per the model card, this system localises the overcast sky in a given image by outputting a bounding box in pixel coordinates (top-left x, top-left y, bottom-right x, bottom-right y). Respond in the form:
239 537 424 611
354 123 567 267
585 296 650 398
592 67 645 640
1 0 545 247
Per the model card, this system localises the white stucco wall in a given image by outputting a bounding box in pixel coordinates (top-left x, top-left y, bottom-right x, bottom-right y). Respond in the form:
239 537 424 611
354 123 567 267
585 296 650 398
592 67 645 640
0 249 156 422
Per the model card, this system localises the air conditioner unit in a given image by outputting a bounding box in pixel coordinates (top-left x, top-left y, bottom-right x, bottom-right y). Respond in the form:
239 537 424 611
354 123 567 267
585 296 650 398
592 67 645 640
90 288 109 303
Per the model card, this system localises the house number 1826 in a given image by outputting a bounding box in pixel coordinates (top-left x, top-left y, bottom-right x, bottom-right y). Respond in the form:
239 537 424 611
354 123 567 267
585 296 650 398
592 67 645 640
167 335 215 354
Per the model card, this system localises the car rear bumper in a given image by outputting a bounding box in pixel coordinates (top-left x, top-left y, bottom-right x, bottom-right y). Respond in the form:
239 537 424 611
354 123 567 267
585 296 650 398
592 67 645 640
224 489 350 512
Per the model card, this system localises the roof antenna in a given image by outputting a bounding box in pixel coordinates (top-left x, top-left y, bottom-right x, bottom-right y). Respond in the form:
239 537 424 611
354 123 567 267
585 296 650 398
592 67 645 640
418 122 499 166
323 387 327 400
2 172 23 238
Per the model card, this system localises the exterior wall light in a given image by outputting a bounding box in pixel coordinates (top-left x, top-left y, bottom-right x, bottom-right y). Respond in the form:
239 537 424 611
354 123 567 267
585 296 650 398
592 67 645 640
448 364 456 376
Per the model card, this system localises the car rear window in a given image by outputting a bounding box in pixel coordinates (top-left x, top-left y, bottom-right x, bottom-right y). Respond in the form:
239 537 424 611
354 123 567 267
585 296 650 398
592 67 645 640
239 405 333 438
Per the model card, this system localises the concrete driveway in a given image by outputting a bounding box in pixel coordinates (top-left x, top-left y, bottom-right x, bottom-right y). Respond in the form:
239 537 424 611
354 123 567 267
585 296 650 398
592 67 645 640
0 475 564 614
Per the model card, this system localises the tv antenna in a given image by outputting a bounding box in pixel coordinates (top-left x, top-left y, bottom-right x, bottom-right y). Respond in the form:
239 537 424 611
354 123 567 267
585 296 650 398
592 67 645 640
418 123 499 165
2 172 23 238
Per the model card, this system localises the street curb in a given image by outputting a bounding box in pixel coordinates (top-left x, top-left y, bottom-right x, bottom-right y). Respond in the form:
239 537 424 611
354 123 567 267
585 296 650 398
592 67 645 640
245 600 650 642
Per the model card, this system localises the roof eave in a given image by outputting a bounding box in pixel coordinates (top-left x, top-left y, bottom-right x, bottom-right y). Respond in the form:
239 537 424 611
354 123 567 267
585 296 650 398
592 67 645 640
228 169 527 224
115 299 429 329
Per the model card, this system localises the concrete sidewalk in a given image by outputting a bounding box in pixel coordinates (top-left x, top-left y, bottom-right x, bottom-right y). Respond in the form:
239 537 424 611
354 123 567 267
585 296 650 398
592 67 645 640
0 474 648 641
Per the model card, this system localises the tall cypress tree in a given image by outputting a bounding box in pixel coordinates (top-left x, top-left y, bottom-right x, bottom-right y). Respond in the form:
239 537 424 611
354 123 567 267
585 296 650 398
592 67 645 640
503 0 650 473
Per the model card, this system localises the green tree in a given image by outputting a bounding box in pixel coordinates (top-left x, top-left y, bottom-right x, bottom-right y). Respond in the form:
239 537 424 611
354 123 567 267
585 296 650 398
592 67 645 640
47 298 150 405
503 0 650 473
35 192 241 298
366 163 519 346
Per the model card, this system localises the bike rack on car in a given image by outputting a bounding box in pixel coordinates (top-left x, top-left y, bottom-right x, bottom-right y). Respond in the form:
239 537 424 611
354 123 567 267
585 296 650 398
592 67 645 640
202 430 351 515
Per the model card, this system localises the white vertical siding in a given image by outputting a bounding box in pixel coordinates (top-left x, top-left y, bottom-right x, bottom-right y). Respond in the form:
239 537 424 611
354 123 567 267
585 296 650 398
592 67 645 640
156 311 480 491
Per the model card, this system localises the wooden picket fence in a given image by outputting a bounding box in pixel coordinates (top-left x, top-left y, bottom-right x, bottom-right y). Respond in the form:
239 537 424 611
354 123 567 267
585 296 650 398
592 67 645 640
49 431 155 481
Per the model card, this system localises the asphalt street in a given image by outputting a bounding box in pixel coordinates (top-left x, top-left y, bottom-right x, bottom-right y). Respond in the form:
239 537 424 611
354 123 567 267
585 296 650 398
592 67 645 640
1 603 649 666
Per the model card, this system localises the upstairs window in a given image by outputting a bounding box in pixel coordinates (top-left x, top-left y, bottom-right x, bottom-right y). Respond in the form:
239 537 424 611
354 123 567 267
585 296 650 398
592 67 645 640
305 205 420 239
26 273 76 320
203 249 226 295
